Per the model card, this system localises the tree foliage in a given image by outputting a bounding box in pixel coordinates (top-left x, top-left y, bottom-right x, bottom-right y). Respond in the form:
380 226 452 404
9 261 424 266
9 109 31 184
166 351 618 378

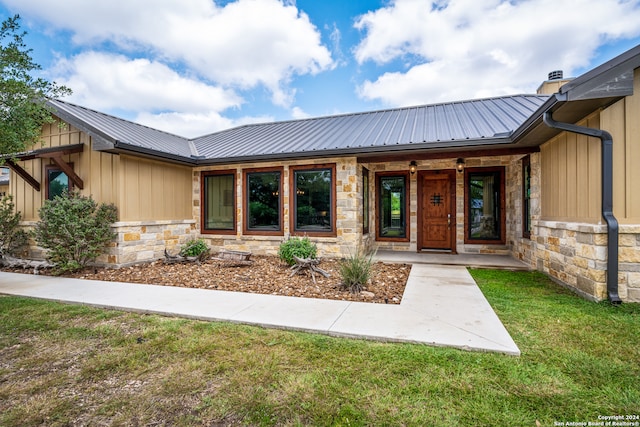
33 191 118 273
0 15 71 157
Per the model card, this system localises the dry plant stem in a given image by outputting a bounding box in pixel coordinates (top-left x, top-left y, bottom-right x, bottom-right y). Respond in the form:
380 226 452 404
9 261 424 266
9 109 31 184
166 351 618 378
289 255 331 284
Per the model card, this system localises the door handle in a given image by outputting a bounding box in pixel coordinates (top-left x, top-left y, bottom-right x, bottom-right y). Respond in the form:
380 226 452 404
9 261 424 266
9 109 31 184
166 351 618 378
447 213 451 227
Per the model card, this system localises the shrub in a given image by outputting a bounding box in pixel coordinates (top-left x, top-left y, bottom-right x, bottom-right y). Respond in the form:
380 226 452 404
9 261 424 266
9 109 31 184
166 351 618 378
278 236 317 266
0 195 28 256
179 238 209 259
33 191 117 273
338 247 376 293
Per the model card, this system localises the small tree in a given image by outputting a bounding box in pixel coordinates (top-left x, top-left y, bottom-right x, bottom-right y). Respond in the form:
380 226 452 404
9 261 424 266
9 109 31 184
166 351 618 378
33 191 117 273
0 194 28 256
1 15 71 157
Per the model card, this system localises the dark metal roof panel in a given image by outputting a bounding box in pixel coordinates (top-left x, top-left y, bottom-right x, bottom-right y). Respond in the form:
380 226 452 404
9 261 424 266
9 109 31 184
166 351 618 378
47 100 195 158
192 95 549 159
48 95 549 162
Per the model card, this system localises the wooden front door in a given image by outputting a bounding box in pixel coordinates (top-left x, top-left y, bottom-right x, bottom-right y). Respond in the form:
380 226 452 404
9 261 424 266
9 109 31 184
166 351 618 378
419 170 456 251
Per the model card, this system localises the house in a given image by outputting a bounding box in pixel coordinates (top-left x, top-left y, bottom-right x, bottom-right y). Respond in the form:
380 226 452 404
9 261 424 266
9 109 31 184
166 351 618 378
4 44 640 303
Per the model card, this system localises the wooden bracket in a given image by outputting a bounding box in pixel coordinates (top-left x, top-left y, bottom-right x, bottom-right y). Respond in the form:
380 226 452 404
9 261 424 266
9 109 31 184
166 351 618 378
47 155 84 189
2 143 85 192
6 160 41 192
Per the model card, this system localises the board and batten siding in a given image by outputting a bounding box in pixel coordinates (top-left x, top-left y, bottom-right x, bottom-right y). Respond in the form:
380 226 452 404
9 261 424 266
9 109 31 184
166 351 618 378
11 118 191 222
540 114 602 223
11 121 119 220
540 68 640 224
118 155 191 221
600 69 640 223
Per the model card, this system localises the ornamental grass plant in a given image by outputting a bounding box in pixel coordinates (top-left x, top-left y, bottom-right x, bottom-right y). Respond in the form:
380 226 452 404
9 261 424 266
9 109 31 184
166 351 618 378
338 246 376 293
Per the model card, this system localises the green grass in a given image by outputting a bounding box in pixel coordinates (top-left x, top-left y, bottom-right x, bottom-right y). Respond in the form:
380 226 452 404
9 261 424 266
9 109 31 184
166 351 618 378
1 270 639 426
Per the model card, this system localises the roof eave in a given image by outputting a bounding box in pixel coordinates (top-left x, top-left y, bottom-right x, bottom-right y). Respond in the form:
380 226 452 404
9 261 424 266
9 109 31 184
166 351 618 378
193 136 515 166
109 142 196 166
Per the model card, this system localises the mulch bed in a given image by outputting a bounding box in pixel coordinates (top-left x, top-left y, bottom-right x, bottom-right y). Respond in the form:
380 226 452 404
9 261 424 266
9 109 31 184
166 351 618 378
1 256 410 304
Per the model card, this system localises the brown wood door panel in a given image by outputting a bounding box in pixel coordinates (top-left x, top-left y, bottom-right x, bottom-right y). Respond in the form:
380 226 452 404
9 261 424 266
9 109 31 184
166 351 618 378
419 171 455 251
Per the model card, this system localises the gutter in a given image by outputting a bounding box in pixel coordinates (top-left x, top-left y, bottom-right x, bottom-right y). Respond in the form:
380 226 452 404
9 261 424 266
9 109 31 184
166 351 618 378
543 110 621 304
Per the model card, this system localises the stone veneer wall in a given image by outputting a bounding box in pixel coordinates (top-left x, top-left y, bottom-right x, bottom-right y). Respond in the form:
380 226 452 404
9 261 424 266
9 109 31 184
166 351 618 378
514 221 640 302
193 157 363 258
509 153 640 302
18 219 197 267
97 220 197 266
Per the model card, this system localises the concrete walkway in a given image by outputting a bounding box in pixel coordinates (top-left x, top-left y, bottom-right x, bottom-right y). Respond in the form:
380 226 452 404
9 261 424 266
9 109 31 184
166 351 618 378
0 257 522 356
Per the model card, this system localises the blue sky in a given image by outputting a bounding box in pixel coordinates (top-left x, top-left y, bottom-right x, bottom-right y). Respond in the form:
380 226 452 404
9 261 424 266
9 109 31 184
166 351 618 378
2 0 640 138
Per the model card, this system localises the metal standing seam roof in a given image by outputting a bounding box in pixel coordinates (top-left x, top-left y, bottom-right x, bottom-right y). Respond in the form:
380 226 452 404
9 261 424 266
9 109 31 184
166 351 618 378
46 99 196 159
192 95 549 160
47 95 550 163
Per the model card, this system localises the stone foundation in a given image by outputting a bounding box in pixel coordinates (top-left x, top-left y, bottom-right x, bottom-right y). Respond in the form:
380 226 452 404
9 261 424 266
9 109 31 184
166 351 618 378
511 221 640 302
98 219 197 266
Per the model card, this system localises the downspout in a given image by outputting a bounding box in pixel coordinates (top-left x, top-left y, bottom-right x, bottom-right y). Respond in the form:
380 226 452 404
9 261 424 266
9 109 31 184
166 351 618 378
543 110 622 304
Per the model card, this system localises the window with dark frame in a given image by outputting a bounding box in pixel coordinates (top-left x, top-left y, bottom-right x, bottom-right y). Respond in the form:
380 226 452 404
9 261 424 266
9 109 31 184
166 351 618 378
46 164 72 200
202 171 236 233
362 167 370 234
522 156 531 239
465 167 505 243
291 165 334 235
377 173 408 240
245 169 282 234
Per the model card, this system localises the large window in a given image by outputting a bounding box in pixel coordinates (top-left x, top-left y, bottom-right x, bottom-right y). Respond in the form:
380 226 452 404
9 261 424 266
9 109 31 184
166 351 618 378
376 173 408 240
465 167 505 244
290 164 335 236
522 156 531 239
244 168 283 235
46 165 72 200
202 171 236 233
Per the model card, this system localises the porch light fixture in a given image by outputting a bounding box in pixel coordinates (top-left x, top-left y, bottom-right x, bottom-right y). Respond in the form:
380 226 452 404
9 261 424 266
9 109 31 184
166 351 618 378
456 158 465 173
409 161 417 175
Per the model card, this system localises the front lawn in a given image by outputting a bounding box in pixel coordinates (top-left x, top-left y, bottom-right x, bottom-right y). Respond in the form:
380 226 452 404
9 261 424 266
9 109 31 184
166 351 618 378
0 270 638 426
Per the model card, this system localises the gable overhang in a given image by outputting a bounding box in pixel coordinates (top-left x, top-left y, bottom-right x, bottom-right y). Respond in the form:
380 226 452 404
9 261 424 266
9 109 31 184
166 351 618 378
47 105 117 152
46 102 197 167
513 44 640 147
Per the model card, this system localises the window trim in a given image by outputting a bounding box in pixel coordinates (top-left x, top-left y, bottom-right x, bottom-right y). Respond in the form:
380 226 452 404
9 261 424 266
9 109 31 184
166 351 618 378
45 163 74 200
242 167 284 236
375 171 410 242
289 163 336 237
464 166 506 245
200 169 237 235
362 167 370 235
522 155 531 239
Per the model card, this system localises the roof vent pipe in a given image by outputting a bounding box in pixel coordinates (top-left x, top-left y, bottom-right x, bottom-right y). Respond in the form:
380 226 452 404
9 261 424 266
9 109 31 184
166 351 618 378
543 110 621 304
548 70 564 80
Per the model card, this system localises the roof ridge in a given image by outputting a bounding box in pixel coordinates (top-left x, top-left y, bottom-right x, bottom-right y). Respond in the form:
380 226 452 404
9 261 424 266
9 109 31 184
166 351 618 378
190 93 549 141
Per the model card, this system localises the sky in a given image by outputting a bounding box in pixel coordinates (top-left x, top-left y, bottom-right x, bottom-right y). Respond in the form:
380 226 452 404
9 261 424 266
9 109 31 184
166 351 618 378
1 0 640 138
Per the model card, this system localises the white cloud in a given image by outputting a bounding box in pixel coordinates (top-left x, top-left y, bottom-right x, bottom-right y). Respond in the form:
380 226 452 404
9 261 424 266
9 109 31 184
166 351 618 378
354 0 640 106
53 52 242 113
135 110 273 138
9 0 334 106
291 106 311 119
49 51 271 137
